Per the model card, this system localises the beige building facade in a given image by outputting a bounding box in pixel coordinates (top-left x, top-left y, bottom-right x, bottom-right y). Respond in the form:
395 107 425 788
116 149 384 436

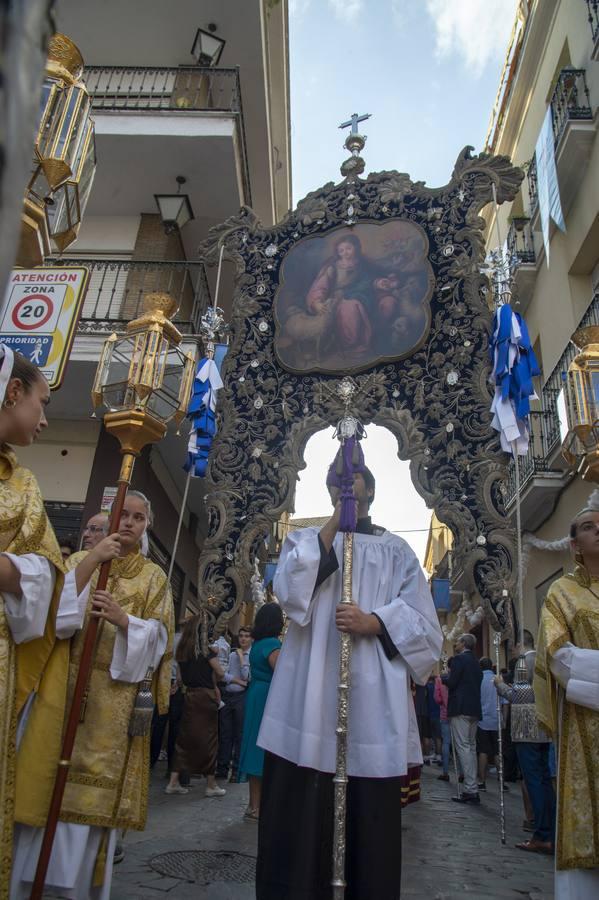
428 0 599 654
18 0 292 622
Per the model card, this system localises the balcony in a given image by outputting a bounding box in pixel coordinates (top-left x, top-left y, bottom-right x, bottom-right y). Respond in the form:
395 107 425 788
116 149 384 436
85 66 250 206
584 1 599 59
541 291 599 457
527 155 538 218
528 68 595 232
504 411 570 529
48 258 210 335
551 68 593 147
81 66 252 256
504 292 599 525
507 217 536 310
507 218 535 265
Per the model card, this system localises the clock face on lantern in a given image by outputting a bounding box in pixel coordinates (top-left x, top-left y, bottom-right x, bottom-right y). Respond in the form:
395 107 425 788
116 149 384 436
273 219 435 375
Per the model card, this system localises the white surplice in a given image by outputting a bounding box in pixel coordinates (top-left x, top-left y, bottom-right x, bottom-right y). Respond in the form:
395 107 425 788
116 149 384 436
550 643 599 899
11 570 167 900
2 552 55 644
259 527 442 778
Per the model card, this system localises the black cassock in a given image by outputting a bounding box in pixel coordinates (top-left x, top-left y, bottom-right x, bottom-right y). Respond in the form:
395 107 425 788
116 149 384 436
256 517 403 900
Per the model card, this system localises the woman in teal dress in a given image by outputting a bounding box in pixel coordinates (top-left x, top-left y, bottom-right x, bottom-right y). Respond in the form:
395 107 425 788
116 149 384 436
239 603 284 820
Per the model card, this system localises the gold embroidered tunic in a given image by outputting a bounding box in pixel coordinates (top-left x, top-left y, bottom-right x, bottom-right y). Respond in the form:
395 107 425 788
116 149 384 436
0 445 65 899
15 548 173 834
535 570 599 871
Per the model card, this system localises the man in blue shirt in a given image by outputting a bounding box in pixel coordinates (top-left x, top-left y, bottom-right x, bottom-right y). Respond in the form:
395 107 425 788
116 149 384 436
477 657 504 791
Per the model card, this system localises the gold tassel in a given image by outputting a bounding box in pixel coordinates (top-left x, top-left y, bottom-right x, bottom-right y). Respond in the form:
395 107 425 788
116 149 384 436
128 667 154 737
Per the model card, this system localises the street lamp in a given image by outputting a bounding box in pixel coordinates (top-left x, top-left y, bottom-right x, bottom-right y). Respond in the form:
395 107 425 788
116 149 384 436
31 292 195 898
191 26 226 66
155 176 194 235
561 325 599 481
19 33 96 266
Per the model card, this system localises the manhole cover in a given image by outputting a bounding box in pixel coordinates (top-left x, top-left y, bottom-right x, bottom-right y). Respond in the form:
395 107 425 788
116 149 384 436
149 850 256 885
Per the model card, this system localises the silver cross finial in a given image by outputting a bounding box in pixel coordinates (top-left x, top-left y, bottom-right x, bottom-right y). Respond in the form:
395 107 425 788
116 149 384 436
339 112 371 136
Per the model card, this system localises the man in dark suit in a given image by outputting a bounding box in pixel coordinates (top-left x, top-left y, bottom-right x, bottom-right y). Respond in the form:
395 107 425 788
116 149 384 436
447 633 483 804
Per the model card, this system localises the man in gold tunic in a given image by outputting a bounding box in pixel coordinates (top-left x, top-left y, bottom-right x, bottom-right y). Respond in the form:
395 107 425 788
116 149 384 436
11 491 174 900
535 507 599 899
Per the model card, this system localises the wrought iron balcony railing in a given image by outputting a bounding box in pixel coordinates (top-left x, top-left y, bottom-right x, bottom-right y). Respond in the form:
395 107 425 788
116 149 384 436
527 155 538 217
550 67 593 147
540 290 599 455
504 410 553 507
507 217 535 264
525 67 592 219
48 258 211 334
585 0 599 42
84 65 252 205
504 291 599 506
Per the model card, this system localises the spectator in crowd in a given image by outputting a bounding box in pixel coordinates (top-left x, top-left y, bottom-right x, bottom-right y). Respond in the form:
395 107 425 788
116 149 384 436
447 633 483 804
477 657 506 792
434 671 450 781
80 512 109 550
166 613 226 798
414 683 431 761
212 628 231 673
216 626 252 782
150 625 185 780
238 603 284 821
58 536 76 562
496 629 555 855
426 674 442 763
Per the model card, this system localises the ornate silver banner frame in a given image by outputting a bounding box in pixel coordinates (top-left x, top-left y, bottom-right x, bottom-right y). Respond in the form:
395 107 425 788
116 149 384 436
198 146 523 634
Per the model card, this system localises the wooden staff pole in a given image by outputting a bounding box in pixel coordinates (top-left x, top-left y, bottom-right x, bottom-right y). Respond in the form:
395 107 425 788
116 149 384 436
29 451 136 900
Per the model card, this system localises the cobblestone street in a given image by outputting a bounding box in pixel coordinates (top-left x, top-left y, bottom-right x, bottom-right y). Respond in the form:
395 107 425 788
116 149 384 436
112 762 554 899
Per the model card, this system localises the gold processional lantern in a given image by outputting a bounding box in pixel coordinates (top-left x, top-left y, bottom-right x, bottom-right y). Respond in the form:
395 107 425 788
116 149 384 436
92 292 195 474
20 33 96 266
560 326 599 482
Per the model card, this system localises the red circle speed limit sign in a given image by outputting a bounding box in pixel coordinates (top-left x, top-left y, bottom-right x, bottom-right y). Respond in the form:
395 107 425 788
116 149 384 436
11 294 54 330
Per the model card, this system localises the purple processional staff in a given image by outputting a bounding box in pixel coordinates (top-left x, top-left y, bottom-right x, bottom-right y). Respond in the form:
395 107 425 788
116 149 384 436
254 379 443 900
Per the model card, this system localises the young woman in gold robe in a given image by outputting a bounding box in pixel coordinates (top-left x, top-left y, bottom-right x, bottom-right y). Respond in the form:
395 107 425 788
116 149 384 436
0 347 67 900
12 490 174 900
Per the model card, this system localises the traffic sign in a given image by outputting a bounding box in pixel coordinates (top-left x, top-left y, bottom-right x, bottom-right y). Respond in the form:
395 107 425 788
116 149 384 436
0 267 89 390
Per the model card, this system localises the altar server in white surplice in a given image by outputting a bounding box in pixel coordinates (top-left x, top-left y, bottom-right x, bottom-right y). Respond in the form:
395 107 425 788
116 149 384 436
256 465 442 900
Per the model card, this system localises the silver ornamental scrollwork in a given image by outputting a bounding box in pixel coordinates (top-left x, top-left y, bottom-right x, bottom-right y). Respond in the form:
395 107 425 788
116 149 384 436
198 146 524 637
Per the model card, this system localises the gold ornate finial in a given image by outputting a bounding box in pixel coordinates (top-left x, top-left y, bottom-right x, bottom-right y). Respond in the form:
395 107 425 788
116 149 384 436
47 34 84 82
571 325 599 351
143 292 179 319
126 292 182 344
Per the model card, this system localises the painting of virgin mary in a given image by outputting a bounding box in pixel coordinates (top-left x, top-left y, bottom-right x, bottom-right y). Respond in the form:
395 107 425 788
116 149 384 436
273 220 435 374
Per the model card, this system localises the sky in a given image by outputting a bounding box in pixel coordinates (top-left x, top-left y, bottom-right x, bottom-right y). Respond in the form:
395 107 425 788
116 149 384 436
287 0 518 565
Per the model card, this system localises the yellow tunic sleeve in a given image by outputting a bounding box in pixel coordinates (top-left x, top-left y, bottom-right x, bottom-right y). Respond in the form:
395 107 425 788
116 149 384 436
534 578 574 735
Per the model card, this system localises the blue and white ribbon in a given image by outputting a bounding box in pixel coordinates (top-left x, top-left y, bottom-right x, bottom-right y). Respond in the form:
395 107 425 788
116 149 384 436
185 357 223 477
489 303 540 456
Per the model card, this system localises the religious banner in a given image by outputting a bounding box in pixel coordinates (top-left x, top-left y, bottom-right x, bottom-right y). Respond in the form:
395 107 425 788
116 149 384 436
197 139 524 635
535 105 566 262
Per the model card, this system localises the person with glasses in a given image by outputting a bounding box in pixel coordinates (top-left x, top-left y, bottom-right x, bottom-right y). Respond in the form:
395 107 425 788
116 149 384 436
81 513 109 551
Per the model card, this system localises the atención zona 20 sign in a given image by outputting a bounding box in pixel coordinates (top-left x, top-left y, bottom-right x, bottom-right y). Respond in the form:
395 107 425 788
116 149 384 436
0 267 89 389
